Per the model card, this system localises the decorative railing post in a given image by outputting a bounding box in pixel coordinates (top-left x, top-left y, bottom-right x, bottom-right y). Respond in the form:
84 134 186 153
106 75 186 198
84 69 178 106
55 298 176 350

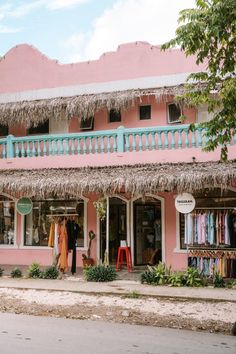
117 126 125 152
6 134 14 158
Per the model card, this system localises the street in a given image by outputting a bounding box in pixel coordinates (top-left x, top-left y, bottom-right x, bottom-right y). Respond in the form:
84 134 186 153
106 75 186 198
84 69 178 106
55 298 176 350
0 312 235 354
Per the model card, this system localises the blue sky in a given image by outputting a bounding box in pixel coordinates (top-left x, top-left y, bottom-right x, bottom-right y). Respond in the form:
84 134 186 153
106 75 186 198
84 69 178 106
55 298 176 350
0 0 196 63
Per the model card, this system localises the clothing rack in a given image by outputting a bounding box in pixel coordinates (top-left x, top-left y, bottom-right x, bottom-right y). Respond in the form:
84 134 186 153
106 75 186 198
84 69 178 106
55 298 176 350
194 207 236 210
46 213 78 217
186 207 236 277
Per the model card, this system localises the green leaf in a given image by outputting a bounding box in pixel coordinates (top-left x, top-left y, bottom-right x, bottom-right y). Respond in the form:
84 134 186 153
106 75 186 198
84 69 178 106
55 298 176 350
162 0 236 160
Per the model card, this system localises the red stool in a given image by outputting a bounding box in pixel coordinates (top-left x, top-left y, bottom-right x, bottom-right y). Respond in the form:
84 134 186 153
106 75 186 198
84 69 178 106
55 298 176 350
116 246 134 272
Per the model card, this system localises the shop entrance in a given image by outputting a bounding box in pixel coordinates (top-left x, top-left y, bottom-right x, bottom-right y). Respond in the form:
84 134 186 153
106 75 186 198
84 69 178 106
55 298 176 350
100 197 127 264
133 197 162 266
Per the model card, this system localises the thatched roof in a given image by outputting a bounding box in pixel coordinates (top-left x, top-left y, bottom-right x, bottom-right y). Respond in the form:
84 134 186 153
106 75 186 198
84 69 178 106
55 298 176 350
1 161 235 198
0 85 188 127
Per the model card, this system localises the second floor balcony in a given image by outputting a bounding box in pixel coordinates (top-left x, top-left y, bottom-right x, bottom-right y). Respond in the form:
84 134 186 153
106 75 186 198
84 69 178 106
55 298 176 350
0 124 235 165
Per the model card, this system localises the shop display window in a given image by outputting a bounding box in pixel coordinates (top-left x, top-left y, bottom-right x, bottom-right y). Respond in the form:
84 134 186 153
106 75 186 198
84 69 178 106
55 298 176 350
179 188 236 250
0 196 15 245
179 188 236 278
24 199 84 247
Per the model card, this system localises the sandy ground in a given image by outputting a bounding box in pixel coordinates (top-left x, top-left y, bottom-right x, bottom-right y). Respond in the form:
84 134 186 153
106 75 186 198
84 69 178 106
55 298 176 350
0 287 235 335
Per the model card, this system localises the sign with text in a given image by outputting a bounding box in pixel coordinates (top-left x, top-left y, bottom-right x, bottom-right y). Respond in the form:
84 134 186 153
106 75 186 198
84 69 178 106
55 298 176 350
175 193 195 214
17 197 33 215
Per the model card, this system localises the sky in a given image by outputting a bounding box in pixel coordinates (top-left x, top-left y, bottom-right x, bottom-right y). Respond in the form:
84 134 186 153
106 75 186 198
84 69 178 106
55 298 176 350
0 0 196 64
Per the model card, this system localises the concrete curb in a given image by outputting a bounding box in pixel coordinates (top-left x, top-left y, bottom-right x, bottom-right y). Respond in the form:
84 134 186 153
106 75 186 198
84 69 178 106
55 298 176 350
0 276 236 303
0 285 236 304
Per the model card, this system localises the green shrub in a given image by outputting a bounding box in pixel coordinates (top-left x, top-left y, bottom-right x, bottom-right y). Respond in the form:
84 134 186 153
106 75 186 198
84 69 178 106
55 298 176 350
213 271 225 288
231 279 236 287
83 265 117 282
140 268 158 285
153 262 171 285
140 263 170 285
10 267 22 278
226 279 236 288
28 262 42 278
168 272 186 287
184 267 203 287
41 265 59 279
141 264 207 287
0 267 4 277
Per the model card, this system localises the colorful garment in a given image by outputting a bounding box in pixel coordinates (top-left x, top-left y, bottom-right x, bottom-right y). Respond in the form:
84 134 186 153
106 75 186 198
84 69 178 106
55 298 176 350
58 220 68 273
48 223 54 248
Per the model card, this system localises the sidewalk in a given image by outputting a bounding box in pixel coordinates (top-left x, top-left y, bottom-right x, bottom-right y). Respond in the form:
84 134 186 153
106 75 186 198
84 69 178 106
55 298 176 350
0 273 235 302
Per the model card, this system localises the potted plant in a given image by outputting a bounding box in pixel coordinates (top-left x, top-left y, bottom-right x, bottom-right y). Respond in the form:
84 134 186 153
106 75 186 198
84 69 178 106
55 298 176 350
82 230 96 267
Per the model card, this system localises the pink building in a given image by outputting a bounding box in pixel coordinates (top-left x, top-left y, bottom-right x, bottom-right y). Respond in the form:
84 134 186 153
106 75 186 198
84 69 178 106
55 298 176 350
0 42 235 277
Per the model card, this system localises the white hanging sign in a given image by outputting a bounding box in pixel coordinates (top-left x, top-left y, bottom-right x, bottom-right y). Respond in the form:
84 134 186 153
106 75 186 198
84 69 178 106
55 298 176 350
175 193 196 214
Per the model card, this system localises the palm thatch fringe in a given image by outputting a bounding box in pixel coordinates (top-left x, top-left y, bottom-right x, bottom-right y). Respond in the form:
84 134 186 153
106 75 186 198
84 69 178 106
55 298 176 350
0 161 235 198
0 85 189 127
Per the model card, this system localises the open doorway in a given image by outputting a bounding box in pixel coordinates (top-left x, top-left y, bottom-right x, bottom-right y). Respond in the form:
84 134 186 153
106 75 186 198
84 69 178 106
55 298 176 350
133 196 162 266
100 197 127 264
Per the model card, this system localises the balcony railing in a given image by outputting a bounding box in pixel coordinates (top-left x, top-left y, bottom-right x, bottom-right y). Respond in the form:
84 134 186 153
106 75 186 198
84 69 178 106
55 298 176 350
0 124 234 159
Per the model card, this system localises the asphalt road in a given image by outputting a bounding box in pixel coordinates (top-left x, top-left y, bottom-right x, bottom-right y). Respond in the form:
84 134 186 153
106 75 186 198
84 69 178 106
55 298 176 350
0 312 235 354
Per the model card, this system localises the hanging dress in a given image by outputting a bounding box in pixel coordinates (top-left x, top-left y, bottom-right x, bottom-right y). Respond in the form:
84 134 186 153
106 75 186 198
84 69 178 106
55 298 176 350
67 219 79 275
58 220 68 273
48 223 54 248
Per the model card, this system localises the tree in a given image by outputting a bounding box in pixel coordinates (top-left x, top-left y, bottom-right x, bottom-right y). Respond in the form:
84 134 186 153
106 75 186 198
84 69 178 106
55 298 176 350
162 0 236 161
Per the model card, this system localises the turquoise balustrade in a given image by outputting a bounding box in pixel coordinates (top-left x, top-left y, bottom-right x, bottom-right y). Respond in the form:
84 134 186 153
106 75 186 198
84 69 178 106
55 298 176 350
123 124 206 152
0 124 234 159
0 137 7 158
6 130 119 158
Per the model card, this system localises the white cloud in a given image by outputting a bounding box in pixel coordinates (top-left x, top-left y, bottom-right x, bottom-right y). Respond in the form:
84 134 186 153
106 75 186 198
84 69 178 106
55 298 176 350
0 0 89 19
62 32 87 62
0 0 88 39
6 1 43 18
63 0 196 62
63 32 86 50
0 4 11 19
47 0 89 10
0 25 21 33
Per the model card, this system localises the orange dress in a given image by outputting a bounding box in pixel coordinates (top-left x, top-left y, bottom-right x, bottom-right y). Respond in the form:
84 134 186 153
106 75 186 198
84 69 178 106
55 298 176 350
48 223 54 248
58 220 68 273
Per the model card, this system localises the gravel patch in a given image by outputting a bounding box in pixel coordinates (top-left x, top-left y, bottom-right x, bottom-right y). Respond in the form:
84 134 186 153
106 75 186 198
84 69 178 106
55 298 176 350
0 287 235 334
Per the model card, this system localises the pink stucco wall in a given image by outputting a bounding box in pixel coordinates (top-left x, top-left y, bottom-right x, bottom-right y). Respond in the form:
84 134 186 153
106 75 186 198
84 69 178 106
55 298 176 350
0 42 206 94
164 193 187 270
9 124 27 137
1 145 236 171
91 97 195 131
